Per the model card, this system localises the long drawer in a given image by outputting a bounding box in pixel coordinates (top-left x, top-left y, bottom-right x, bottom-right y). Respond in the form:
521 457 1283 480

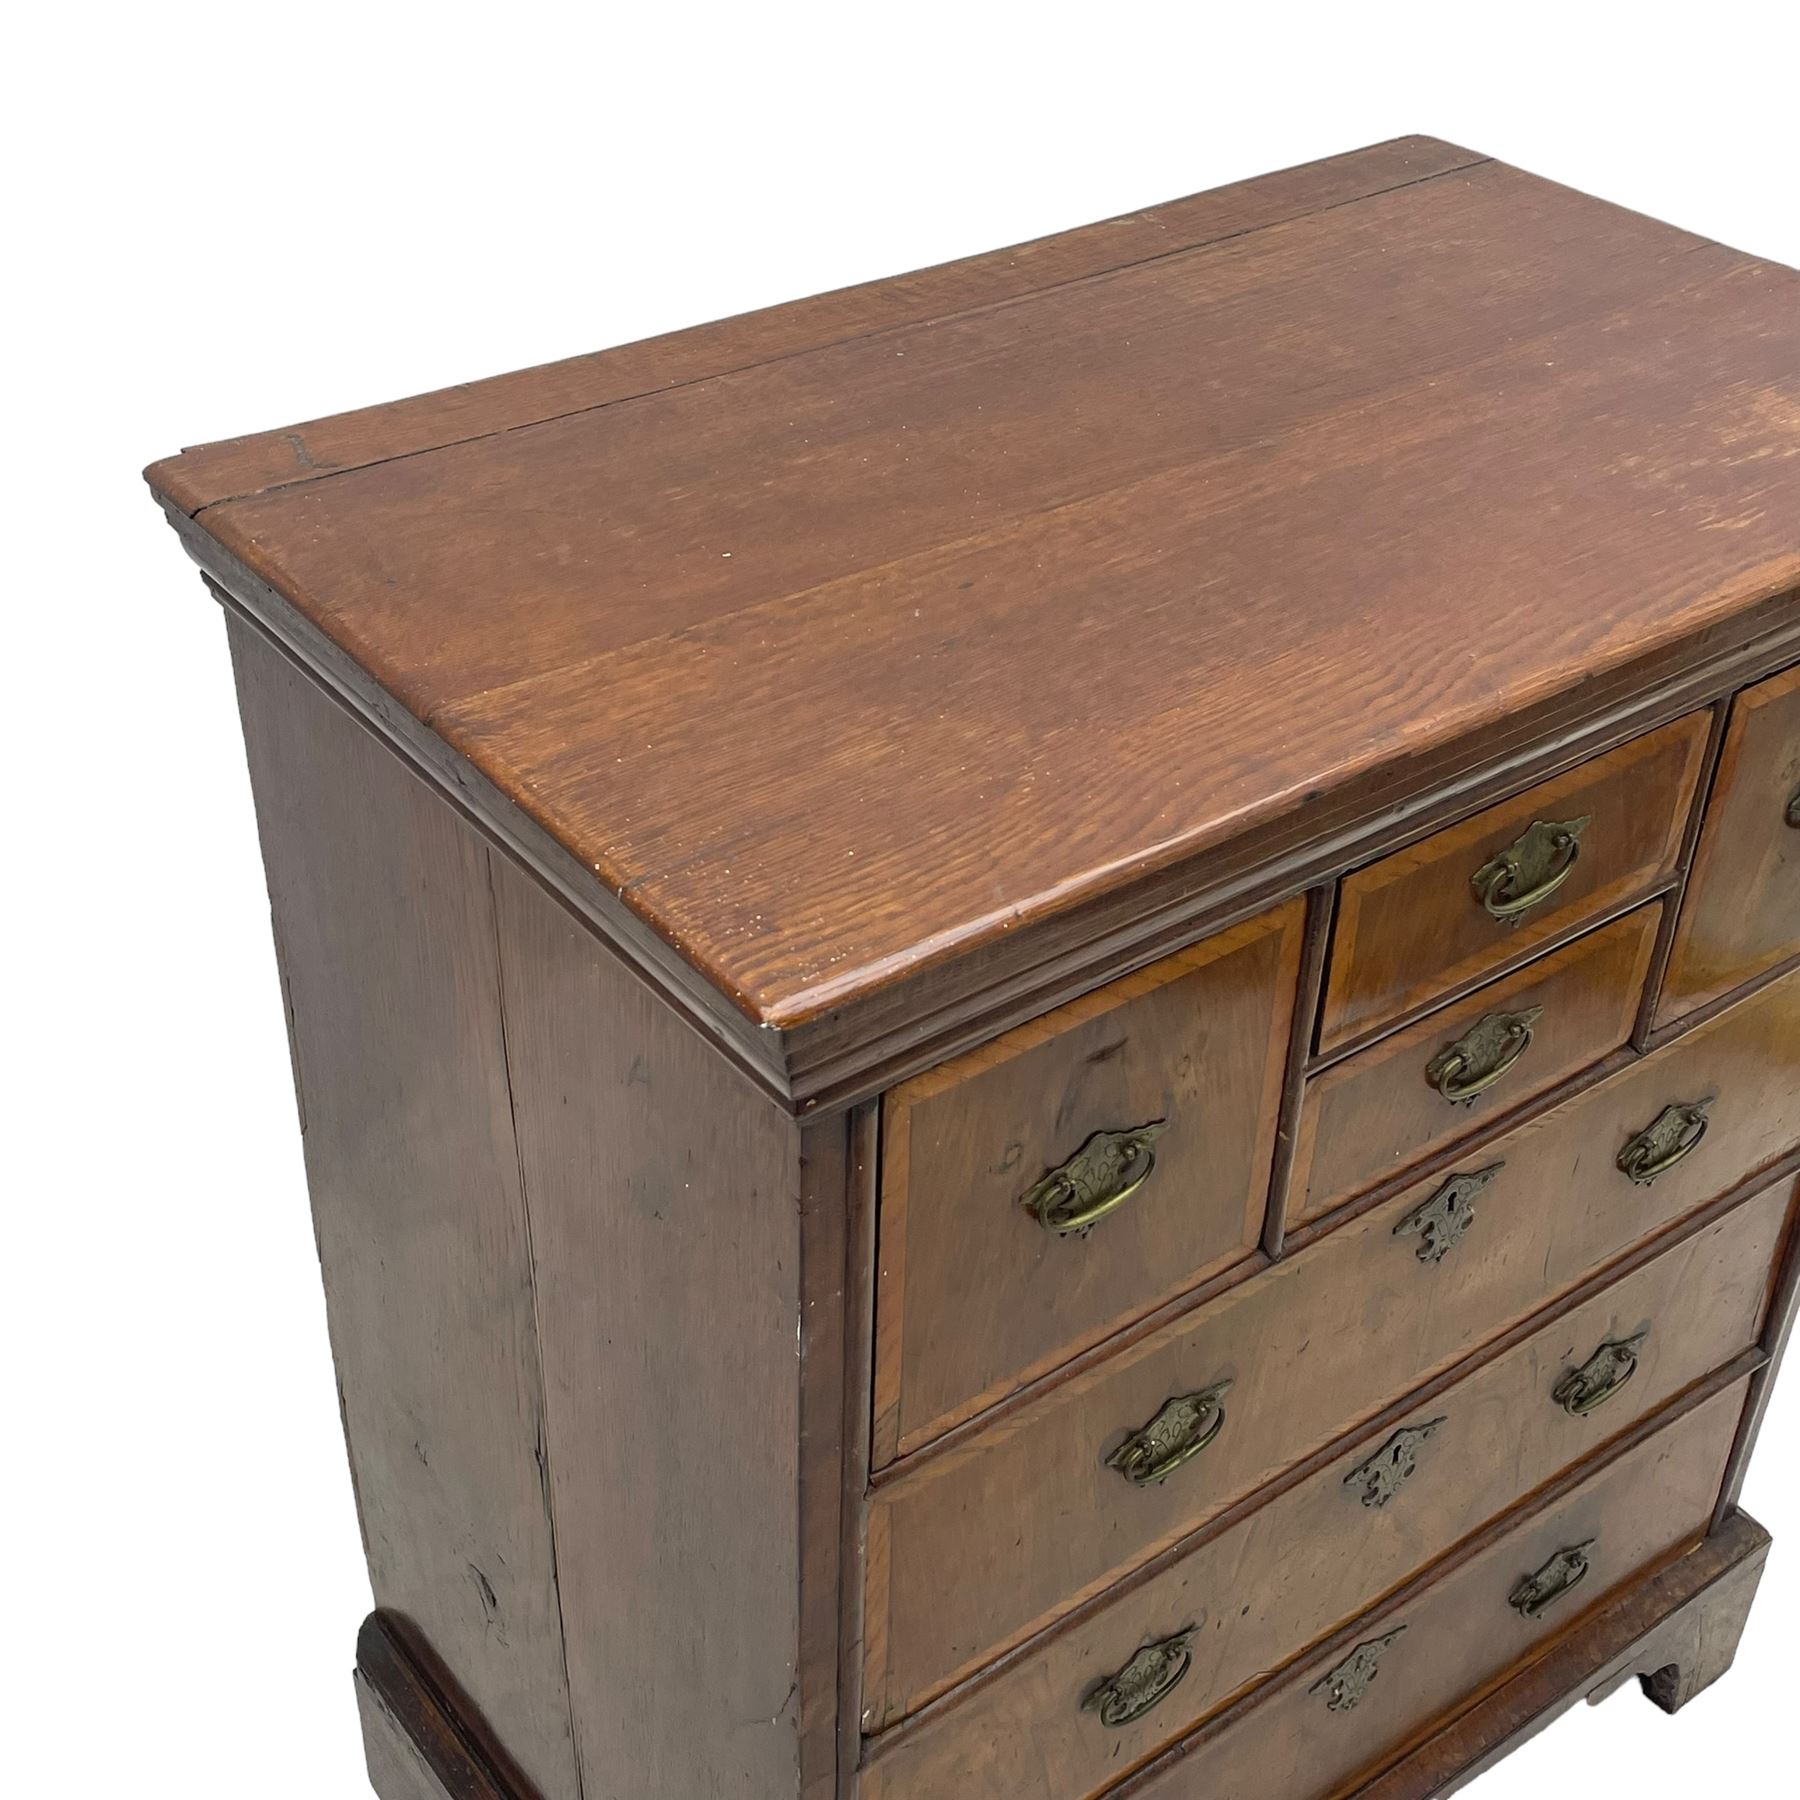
1113 1372 1750 1800
860 1176 1791 1800
862 966 1799 1726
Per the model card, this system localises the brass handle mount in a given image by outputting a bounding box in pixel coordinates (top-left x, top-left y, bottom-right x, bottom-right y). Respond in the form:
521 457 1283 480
1471 816 1590 922
1084 1628 1195 1728
1510 1541 1595 1619
1394 1163 1504 1265
1107 1381 1232 1487
1617 1098 1713 1186
1311 1628 1407 1714
1425 1007 1542 1104
1020 1121 1168 1236
1553 1329 1649 1416
1344 1418 1447 1509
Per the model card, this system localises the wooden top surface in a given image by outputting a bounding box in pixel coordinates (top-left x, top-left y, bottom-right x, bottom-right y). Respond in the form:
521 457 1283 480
150 136 1800 1036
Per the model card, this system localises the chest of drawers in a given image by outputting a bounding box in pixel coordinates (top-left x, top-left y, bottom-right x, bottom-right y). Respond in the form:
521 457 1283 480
145 136 1800 1800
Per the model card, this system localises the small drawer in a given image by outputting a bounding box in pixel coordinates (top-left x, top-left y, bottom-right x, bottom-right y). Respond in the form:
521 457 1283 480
1657 663 1800 1026
1290 904 1661 1227
873 901 1305 1465
1113 1373 1750 1800
861 967 1798 1726
860 1178 1790 1797
1320 712 1710 1054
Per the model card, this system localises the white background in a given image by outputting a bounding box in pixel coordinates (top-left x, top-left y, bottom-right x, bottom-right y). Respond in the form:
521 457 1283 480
9 5 1798 1795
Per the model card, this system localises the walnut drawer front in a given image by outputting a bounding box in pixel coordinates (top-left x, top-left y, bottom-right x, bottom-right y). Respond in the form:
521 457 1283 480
860 1177 1791 1798
1320 712 1710 1055
1657 664 1800 1026
1113 1373 1751 1800
873 901 1304 1465
862 967 1798 1725
1291 902 1661 1227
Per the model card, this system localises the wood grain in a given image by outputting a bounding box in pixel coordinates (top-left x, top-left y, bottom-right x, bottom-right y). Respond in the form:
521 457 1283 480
148 137 1482 515
150 153 1800 1041
860 1184 1790 1786
1322 714 1708 1053
486 858 811 1800
1111 1377 1749 1800
1656 664 1800 1025
1291 904 1661 1225
874 902 1302 1464
229 620 583 1800
1352 1510 1770 1800
862 967 1799 1725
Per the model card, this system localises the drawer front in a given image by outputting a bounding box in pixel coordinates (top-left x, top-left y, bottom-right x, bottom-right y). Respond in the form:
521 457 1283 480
1320 712 1709 1054
1291 903 1660 1227
860 1177 1791 1797
874 902 1304 1464
863 967 1798 1724
1118 1374 1749 1800
1658 663 1800 1025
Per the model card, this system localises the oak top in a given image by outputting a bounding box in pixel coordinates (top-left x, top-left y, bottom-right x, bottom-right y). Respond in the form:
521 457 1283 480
150 136 1800 1036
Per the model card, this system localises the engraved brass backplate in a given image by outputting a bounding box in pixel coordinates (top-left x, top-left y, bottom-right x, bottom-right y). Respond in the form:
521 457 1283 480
1394 1163 1504 1264
1083 1627 1196 1728
1425 1006 1543 1105
1553 1329 1649 1416
1107 1381 1233 1486
1471 816 1590 923
1311 1627 1407 1713
1617 1098 1713 1186
1509 1540 1595 1619
1019 1121 1168 1236
1344 1418 1447 1508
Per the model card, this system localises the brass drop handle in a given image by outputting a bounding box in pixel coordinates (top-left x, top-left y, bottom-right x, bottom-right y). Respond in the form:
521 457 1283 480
1509 1541 1594 1619
1107 1381 1232 1486
1019 1121 1168 1236
1553 1329 1649 1416
1425 1007 1542 1104
1083 1628 1196 1728
1471 817 1590 922
1616 1098 1713 1186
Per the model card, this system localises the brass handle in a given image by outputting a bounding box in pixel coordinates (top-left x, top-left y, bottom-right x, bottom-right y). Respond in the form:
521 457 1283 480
1019 1121 1168 1236
1425 1007 1543 1104
1311 1628 1407 1713
1616 1098 1713 1186
1471 816 1590 922
1553 1329 1649 1416
1510 1541 1594 1619
1107 1382 1232 1486
1084 1628 1195 1728
1394 1163 1504 1265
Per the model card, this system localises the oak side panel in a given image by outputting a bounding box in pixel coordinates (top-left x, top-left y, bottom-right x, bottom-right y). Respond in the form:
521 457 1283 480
488 860 813 1800
227 619 582 1800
